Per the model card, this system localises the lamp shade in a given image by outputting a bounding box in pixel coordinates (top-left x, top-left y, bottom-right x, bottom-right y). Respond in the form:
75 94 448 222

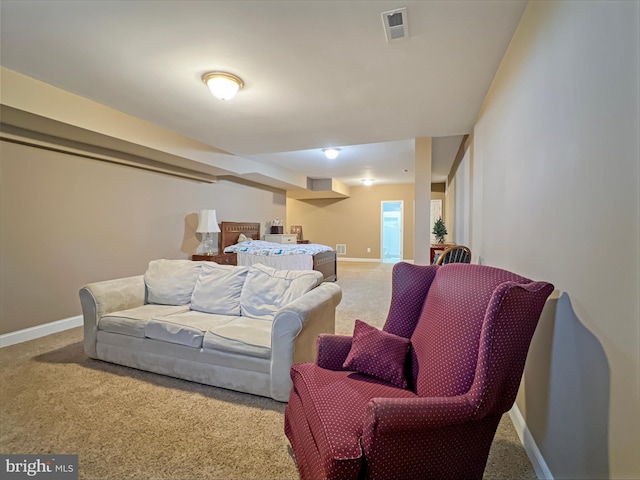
196 209 221 233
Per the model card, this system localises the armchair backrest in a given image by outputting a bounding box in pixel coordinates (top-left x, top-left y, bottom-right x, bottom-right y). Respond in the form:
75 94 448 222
399 263 553 416
382 262 438 338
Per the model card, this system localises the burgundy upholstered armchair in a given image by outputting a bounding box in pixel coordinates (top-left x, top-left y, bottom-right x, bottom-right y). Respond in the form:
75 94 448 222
284 262 554 480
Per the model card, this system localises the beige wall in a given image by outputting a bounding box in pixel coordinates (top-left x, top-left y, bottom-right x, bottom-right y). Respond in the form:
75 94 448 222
287 183 450 262
0 141 286 335
470 1 639 478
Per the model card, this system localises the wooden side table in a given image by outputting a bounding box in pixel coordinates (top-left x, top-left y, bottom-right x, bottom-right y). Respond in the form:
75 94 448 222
192 253 237 266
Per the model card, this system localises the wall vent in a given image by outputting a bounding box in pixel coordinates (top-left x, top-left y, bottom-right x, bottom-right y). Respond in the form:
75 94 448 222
336 244 347 255
381 7 409 43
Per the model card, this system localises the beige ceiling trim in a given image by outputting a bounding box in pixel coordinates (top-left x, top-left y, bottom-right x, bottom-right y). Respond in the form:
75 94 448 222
0 67 309 190
287 178 351 200
447 134 471 185
0 124 218 183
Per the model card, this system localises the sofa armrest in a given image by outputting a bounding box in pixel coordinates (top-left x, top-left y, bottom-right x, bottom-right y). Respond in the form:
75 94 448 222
316 334 353 370
79 275 145 358
269 282 342 401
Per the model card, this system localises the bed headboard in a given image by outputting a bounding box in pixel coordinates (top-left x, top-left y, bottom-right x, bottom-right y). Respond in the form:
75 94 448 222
220 222 261 250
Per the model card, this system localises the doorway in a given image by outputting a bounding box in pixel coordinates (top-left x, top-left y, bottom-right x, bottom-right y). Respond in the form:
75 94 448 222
381 201 403 263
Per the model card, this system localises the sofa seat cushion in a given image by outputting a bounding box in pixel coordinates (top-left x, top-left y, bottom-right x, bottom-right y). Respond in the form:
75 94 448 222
289 363 417 464
203 317 273 359
99 305 190 338
144 311 237 348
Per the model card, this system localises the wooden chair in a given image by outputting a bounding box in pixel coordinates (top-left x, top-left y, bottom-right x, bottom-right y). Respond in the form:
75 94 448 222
433 245 471 265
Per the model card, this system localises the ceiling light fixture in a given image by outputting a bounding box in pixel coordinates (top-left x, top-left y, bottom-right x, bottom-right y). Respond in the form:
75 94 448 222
323 148 341 160
202 72 244 101
362 179 374 186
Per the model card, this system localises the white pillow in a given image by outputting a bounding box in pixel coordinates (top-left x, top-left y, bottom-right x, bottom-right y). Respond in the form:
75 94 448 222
240 264 323 320
144 259 202 305
190 263 249 315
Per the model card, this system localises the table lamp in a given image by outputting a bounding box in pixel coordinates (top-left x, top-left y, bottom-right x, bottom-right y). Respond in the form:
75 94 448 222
196 209 221 255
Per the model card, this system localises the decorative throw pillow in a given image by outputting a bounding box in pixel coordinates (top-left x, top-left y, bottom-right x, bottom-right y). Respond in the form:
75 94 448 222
343 319 411 389
190 263 249 315
144 259 202 306
239 264 323 320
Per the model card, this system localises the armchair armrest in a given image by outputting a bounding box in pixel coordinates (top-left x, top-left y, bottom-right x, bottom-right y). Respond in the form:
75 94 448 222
363 395 475 435
360 394 491 478
270 282 342 401
79 275 145 358
316 334 353 370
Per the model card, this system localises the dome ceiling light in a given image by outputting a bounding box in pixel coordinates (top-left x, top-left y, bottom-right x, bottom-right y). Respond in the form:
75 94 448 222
323 148 341 160
202 72 244 101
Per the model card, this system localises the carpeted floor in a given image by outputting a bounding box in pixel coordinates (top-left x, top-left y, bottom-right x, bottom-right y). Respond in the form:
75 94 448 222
0 261 537 479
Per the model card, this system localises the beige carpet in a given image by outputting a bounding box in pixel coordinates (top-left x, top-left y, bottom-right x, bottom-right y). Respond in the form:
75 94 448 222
0 262 537 480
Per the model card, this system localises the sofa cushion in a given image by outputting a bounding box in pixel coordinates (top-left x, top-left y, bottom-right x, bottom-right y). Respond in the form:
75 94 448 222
343 319 411 389
240 264 323 320
144 259 202 305
190 263 249 315
99 305 190 338
203 317 273 359
144 311 237 348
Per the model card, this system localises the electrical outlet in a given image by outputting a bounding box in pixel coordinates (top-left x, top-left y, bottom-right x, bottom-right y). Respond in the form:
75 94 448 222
367 248 371 253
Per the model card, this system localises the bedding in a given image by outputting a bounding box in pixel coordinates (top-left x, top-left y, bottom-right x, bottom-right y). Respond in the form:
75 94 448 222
219 222 338 282
236 253 313 271
224 240 332 256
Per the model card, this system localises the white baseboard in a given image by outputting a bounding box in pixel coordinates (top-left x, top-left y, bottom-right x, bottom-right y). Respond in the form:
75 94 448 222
337 257 414 263
337 257 381 263
509 404 553 480
0 315 83 348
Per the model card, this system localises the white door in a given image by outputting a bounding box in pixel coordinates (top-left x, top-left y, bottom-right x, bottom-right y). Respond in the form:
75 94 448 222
381 201 403 263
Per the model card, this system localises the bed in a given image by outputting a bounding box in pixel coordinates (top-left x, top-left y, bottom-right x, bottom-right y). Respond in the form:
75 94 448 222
219 221 337 282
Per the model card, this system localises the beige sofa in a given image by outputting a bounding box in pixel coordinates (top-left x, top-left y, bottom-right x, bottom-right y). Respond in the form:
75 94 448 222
80 259 342 401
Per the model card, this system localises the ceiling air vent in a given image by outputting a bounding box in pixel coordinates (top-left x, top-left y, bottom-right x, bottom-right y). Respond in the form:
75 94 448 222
381 7 409 43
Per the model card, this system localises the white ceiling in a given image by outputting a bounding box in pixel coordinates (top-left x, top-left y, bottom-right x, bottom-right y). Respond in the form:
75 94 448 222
0 0 527 187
